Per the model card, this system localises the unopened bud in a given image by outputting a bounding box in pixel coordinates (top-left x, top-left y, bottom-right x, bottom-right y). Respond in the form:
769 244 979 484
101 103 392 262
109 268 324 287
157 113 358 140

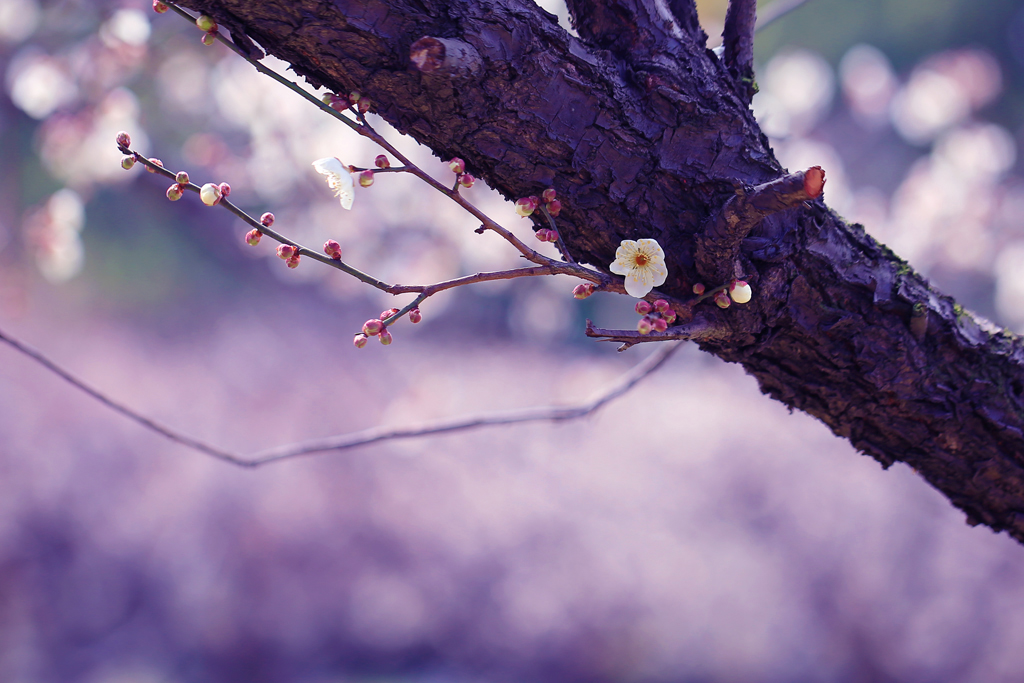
729 280 752 304
692 283 705 295
448 158 465 175
201 30 217 46
218 182 231 198
357 98 371 113
245 229 262 246
546 199 561 217
358 170 374 187
196 14 217 32
328 93 349 111
152 1 169 13
362 319 384 336
286 254 301 269
375 154 390 169
349 91 361 103
116 131 131 148
535 229 550 242
654 299 670 313
175 171 189 185
637 317 653 335
515 197 536 217
378 328 393 345
146 159 163 173
380 308 400 321
323 239 342 260
276 244 297 260
652 317 668 333
199 182 222 206
573 283 595 300
635 300 652 315
662 309 677 324
459 173 475 188
260 212 275 227
353 333 369 348
166 184 184 201
714 291 731 309
542 188 557 203
121 155 135 170
409 308 422 324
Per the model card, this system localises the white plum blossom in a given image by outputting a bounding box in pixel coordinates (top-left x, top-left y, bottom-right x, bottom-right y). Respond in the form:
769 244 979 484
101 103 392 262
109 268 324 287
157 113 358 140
312 157 355 210
610 238 668 298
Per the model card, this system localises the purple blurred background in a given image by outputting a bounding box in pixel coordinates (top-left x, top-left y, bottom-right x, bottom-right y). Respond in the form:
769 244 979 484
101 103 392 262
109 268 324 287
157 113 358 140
3 0 1024 681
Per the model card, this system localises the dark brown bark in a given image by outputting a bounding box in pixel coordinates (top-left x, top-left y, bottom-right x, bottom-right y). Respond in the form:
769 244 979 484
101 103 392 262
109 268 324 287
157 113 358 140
178 0 1024 543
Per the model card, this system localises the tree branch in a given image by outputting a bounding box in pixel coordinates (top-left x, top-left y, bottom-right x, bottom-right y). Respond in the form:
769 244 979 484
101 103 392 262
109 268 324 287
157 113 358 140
0 324 680 467
722 0 757 103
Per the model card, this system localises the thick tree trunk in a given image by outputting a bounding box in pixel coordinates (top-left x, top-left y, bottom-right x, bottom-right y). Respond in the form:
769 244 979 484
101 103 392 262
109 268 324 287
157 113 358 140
180 0 1024 543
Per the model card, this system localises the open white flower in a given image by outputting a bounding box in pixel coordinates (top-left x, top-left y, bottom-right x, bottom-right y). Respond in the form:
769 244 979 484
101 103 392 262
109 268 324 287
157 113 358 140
312 157 355 210
609 238 668 298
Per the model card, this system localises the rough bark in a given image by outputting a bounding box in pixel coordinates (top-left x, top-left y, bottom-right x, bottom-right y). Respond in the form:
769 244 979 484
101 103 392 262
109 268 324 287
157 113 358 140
179 0 1024 543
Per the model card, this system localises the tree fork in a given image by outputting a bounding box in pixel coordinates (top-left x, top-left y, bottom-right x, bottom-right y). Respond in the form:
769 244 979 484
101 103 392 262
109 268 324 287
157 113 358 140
175 0 1024 542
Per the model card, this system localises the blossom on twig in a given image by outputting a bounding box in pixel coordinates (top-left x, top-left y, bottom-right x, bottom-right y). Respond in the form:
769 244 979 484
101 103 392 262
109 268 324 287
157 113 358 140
609 238 668 298
312 157 355 210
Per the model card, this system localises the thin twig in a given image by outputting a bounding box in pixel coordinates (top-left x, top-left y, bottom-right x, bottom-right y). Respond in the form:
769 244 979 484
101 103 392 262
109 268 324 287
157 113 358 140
0 324 680 468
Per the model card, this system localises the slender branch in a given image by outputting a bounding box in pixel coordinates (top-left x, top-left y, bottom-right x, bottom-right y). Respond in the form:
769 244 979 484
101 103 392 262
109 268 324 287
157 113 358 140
695 166 825 283
586 317 730 350
0 324 680 467
722 0 757 102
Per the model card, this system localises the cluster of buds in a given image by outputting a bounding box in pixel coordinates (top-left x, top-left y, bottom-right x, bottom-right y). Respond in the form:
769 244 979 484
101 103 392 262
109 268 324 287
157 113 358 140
448 158 475 189
573 283 596 300
354 306 423 348
323 239 342 260
276 244 301 268
534 228 559 243
710 279 753 309
199 182 230 206
196 14 218 45
635 299 677 335
349 91 372 114
324 93 350 111
517 187 562 219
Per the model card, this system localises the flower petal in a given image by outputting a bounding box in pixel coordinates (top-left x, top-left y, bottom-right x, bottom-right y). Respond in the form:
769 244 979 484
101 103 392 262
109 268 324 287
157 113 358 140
312 157 345 177
649 261 668 287
624 270 654 298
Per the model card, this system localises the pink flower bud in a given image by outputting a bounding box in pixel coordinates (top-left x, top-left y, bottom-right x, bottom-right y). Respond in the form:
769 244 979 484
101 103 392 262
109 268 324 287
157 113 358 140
662 310 677 324
146 159 163 173
152 1 169 13
201 30 217 46
573 283 595 300
175 171 189 185
276 244 297 260
378 328 393 345
448 158 465 175
116 131 131 148
459 174 475 188
260 212 275 227
652 317 668 332
535 229 549 242
323 239 342 260
218 182 231 198
635 300 652 315
714 291 731 309
121 156 135 170
729 280 752 304
637 317 653 335
286 254 301 269
546 199 561 217
357 98 371 113
692 283 705 295
196 14 217 32
199 182 221 206
328 93 349 111
349 91 361 103
166 184 183 201
245 229 262 246
380 308 400 321
353 333 369 348
542 188 557 203
358 170 374 187
362 319 384 336
654 299 670 313
409 308 422 324
375 155 390 169
515 197 536 217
